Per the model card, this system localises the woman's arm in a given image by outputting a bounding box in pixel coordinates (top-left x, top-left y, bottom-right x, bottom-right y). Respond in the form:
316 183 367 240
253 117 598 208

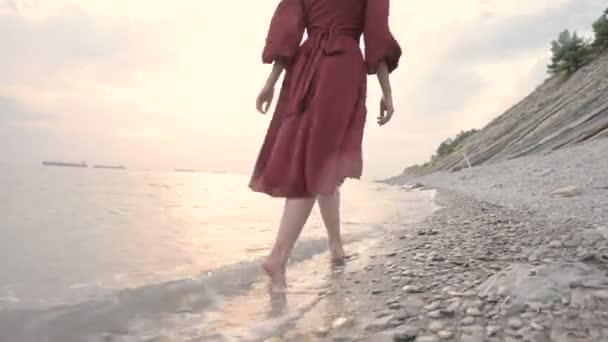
265 60 286 90
376 61 392 97
376 60 395 126
256 60 286 114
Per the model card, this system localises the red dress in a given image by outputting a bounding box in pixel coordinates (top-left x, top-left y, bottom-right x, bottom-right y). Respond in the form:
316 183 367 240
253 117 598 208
250 0 402 198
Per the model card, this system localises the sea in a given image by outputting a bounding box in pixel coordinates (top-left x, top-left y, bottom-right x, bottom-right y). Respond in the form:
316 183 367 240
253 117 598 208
0 164 437 341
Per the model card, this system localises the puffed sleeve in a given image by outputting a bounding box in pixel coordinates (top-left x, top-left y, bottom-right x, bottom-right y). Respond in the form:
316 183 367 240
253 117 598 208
363 0 402 74
262 0 306 65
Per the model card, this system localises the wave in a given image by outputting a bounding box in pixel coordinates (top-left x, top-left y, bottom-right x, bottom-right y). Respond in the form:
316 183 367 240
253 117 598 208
0 228 382 342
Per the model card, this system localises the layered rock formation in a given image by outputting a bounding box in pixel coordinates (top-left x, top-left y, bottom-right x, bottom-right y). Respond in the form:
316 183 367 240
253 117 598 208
391 50 608 181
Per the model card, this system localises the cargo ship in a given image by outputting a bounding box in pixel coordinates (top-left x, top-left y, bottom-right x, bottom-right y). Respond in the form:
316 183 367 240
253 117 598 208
93 164 126 170
42 160 88 168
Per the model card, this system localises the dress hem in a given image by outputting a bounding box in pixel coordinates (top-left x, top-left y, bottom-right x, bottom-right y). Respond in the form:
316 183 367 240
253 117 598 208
249 175 360 199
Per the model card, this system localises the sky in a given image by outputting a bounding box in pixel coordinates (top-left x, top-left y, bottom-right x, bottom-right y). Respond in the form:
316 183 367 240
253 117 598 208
1 0 605 178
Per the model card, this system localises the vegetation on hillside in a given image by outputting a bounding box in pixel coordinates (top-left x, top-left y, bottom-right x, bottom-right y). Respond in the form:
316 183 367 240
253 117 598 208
548 7 608 75
592 8 608 50
434 129 479 158
413 7 608 172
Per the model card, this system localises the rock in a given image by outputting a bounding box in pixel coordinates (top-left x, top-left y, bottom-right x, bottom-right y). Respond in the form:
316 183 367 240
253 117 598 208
392 327 419 342
314 327 330 336
403 285 423 293
428 321 444 333
477 263 597 308
427 310 442 319
487 325 502 337
461 325 487 342
437 330 454 339
446 300 461 313
424 302 440 311
594 290 608 299
549 240 563 248
416 336 439 342
461 317 475 326
564 237 582 248
508 318 524 329
364 315 395 332
465 307 482 317
332 317 353 329
411 182 424 189
388 303 402 310
376 310 394 318
439 309 455 317
550 185 582 198
460 336 484 342
531 321 545 331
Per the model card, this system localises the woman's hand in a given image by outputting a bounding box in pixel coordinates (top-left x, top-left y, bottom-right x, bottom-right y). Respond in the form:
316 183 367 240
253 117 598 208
377 92 394 126
256 84 275 114
256 61 285 114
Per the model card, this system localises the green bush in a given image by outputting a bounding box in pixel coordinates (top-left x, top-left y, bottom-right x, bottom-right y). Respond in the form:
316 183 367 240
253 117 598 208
547 30 592 75
435 129 478 157
592 8 608 51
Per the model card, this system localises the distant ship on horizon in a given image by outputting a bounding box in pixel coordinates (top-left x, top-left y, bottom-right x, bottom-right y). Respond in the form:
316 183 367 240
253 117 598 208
42 160 88 168
93 164 126 170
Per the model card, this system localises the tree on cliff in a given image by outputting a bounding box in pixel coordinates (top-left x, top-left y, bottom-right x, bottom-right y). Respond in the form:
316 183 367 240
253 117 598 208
592 8 608 51
547 30 592 75
435 129 478 158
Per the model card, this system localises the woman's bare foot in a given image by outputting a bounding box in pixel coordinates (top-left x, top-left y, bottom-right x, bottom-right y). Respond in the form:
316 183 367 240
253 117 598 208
329 243 346 265
262 258 287 293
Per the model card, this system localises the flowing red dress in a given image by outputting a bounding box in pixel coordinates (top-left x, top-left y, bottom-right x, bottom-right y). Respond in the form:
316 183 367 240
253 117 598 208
249 0 402 198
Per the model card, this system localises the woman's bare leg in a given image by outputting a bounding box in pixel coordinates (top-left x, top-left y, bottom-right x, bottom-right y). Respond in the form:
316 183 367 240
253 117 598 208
263 197 316 291
318 189 345 263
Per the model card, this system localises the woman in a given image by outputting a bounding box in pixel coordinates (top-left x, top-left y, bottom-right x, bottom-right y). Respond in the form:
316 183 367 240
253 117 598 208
251 0 401 291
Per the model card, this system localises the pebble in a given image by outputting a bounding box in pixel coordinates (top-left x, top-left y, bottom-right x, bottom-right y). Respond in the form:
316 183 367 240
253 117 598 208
424 302 440 311
388 303 402 310
461 316 475 325
427 310 442 319
487 325 502 336
549 240 563 248
428 321 444 333
465 307 482 317
364 315 396 332
508 318 524 329
446 301 461 313
314 327 330 336
392 327 419 342
437 330 454 339
331 317 351 329
403 285 423 293
530 321 545 331
550 185 582 198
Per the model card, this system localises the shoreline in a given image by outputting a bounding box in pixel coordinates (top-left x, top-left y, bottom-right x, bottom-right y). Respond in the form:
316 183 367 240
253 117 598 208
276 189 607 341
275 139 608 341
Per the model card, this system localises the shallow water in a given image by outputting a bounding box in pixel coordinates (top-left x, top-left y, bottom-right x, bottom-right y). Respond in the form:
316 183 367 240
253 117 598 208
0 165 436 341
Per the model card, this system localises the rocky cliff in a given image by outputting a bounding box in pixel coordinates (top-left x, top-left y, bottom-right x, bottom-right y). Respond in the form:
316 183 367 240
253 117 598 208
389 50 608 182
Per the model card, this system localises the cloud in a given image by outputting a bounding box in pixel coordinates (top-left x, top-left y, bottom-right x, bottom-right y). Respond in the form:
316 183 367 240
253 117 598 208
446 0 604 62
0 5 162 87
1 0 40 11
0 95 48 124
370 0 607 175
404 60 488 117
